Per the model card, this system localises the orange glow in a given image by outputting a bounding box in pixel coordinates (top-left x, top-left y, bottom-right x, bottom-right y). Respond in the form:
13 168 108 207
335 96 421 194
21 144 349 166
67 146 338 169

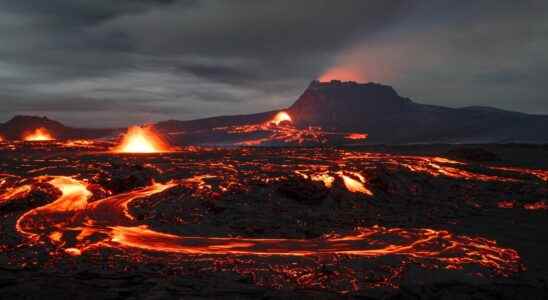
23 128 54 141
112 126 173 153
497 200 515 209
12 176 520 276
270 111 292 126
0 185 32 204
4 146 541 290
340 174 373 195
345 133 368 140
0 135 4 142
319 66 365 82
63 139 94 147
524 201 548 210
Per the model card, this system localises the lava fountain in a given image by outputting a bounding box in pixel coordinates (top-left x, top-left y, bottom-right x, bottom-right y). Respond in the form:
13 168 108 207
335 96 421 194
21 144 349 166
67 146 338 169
23 128 55 141
112 126 173 153
270 111 292 126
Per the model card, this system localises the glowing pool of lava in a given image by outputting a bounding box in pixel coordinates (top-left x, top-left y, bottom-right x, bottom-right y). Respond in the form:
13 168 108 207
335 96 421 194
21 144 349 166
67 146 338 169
112 126 173 153
23 128 55 141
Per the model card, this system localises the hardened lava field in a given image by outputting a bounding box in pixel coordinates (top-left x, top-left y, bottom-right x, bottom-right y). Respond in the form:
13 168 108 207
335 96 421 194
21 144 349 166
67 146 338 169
0 141 547 299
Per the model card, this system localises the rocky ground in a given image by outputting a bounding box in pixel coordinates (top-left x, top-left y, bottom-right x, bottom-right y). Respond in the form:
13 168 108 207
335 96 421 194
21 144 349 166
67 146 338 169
0 142 547 299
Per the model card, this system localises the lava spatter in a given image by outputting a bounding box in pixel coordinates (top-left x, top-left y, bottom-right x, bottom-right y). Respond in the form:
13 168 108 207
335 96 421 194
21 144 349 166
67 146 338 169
112 126 173 153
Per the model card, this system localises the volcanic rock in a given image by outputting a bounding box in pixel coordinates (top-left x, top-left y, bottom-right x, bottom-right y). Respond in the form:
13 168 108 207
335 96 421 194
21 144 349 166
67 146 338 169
447 147 500 162
0 115 117 140
278 176 329 205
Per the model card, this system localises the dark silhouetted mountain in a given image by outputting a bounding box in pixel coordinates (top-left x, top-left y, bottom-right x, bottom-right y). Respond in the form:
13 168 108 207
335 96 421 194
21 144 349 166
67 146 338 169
0 116 118 140
157 111 279 132
157 80 548 144
287 80 548 143
3 80 547 145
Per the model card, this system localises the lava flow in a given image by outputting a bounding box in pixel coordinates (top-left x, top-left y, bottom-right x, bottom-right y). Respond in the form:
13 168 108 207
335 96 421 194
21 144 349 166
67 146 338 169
345 133 368 140
1 143 545 294
7 175 520 277
23 127 55 141
112 126 173 153
270 111 292 126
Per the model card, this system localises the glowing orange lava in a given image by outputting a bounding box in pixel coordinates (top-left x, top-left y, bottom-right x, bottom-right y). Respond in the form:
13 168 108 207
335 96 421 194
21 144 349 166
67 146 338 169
112 126 173 153
23 128 54 141
270 111 292 126
0 185 31 205
319 67 365 82
524 201 548 210
10 176 519 277
340 174 373 196
497 200 516 209
345 133 368 140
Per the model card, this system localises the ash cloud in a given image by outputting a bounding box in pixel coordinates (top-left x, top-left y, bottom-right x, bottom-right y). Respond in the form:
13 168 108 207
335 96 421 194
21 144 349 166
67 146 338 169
0 0 547 126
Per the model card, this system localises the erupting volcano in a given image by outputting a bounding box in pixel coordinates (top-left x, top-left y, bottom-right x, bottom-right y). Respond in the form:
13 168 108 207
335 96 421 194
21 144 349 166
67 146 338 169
23 127 55 141
112 126 173 153
270 111 292 126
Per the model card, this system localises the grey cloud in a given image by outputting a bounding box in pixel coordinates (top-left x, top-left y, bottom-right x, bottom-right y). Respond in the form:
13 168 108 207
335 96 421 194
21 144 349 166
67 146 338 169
0 0 547 126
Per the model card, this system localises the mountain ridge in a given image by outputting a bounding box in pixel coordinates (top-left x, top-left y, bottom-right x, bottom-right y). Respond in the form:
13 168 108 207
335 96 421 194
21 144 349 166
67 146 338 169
2 80 547 144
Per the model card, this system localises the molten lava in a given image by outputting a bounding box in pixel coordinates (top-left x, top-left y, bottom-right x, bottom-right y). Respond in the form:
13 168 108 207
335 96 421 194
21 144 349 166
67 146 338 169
112 126 173 153
1 143 543 293
524 201 548 210
9 176 519 277
270 111 292 126
345 133 368 140
23 128 54 141
339 173 373 196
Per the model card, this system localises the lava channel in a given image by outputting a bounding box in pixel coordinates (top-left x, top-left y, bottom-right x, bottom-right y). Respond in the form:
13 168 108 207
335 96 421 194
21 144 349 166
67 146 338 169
8 176 521 276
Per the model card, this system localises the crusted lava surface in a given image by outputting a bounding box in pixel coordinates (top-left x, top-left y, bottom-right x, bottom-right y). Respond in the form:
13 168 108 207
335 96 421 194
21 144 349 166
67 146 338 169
0 141 547 299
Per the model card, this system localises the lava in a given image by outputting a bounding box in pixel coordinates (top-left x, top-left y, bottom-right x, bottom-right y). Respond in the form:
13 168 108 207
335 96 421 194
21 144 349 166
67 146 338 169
345 133 368 140
339 173 373 196
9 176 519 277
498 200 516 209
270 111 292 126
524 201 548 210
0 185 32 205
1 143 544 294
23 127 54 141
112 126 173 153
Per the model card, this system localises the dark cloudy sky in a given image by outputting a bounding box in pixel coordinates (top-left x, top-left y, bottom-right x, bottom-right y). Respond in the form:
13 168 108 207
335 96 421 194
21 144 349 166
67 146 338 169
1 1 547 127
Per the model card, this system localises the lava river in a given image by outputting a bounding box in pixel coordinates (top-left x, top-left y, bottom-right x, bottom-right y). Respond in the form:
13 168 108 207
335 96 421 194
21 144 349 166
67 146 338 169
11 176 520 275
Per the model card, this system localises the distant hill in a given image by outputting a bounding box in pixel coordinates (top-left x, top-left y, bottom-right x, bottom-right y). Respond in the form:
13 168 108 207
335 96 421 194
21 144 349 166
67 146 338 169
0 116 118 140
157 110 279 133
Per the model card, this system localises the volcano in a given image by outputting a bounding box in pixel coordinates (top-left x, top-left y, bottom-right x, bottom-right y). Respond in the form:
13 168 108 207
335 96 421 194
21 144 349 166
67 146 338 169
288 80 548 143
157 80 548 145
2 80 548 145
0 116 118 141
